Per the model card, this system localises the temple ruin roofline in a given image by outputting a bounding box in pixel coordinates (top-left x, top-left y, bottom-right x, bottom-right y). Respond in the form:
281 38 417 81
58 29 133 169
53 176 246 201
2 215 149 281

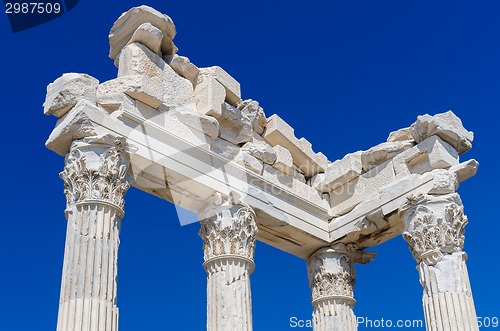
44 5 477 260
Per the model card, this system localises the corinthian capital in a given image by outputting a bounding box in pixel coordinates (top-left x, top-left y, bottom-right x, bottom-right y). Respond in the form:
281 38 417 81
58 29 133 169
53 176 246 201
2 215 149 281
198 201 258 264
307 244 375 305
400 193 467 265
59 136 131 214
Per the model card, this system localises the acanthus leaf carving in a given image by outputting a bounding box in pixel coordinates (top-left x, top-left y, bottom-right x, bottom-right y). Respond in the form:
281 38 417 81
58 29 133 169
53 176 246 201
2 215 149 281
401 194 468 264
199 204 258 263
60 142 131 213
307 246 355 304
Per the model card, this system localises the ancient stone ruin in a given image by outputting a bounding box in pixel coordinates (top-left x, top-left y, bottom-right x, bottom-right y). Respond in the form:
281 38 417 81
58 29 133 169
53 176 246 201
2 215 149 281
44 6 479 331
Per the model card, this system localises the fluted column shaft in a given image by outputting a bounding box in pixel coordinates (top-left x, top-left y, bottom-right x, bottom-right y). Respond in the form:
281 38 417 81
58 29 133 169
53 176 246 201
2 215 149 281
56 138 131 331
199 202 258 331
307 244 375 331
400 192 478 331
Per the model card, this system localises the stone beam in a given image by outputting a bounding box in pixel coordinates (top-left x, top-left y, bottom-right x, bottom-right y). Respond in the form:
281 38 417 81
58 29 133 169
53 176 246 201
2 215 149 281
46 98 331 259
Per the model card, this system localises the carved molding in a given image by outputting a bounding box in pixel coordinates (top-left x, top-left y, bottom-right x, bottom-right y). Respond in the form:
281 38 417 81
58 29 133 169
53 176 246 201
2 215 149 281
60 140 131 213
199 203 258 264
400 193 467 265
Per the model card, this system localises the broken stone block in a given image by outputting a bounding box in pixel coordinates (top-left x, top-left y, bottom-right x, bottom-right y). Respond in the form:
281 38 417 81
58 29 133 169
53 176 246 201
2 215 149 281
323 152 363 191
263 114 328 178
361 141 414 171
128 22 163 55
392 136 459 178
118 43 165 81
237 99 267 135
161 62 196 110
117 43 195 110
45 100 112 155
235 151 263 174
449 159 479 183
194 76 225 117
428 169 459 195
197 66 241 106
409 110 474 154
217 103 253 145
109 5 177 62
168 107 219 140
387 127 413 142
241 142 276 165
272 145 294 176
97 75 164 109
169 54 199 86
44 73 99 118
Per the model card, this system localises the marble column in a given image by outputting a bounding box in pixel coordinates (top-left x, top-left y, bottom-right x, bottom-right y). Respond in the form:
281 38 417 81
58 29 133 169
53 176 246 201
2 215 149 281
198 202 258 331
56 137 131 331
307 243 375 331
400 190 478 331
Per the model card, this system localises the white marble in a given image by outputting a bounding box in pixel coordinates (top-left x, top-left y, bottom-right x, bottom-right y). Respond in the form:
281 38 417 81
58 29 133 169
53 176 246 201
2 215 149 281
57 136 131 331
307 244 375 331
400 191 478 331
199 196 258 331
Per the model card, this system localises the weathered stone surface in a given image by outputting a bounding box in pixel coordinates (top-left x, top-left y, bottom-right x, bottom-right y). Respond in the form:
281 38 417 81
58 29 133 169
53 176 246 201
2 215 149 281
168 107 219 140
160 62 195 110
109 6 177 62
57 139 130 331
96 92 136 113
387 127 413 142
197 66 241 106
117 43 195 111
210 137 240 160
392 136 459 178
237 99 267 135
400 194 478 330
292 166 307 184
309 173 326 192
428 169 459 194
97 75 164 109
128 22 163 55
117 43 165 80
218 103 253 145
241 142 276 165
323 152 362 191
272 145 294 176
169 54 199 85
263 114 328 177
450 159 479 183
44 73 99 118
199 204 257 331
46 100 112 156
409 110 474 154
235 151 263 174
330 159 396 216
361 141 414 171
307 245 374 331
194 76 225 117
262 165 325 207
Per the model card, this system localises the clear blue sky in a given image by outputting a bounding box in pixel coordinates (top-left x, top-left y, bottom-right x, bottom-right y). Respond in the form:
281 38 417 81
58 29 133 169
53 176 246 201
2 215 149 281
0 1 499 330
